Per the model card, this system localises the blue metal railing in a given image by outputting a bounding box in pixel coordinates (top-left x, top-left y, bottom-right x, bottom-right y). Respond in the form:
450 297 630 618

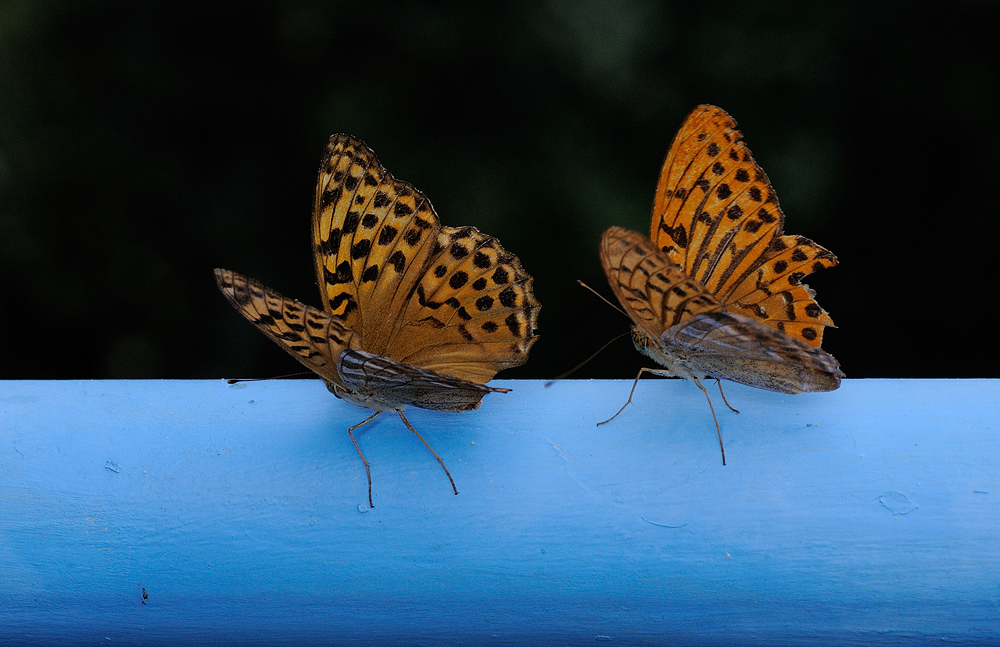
2 379 998 645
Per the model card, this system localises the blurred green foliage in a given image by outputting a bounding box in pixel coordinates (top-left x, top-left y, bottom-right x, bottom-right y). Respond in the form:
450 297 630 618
2 0 998 379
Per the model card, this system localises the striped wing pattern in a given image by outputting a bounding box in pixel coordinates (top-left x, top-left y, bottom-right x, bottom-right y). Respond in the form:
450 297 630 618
214 268 360 384
599 226 724 342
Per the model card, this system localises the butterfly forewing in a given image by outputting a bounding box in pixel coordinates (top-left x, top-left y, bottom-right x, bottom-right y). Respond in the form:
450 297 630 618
650 105 837 348
600 226 724 341
654 107 779 291
214 268 360 384
313 135 442 355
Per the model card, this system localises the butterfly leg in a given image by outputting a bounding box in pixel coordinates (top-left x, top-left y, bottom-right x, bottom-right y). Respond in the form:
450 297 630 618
396 410 459 497
694 377 726 466
597 367 674 426
348 411 383 508
716 379 740 414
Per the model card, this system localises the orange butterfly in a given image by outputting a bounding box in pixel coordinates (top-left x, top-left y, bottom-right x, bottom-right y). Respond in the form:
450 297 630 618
599 105 843 464
216 134 539 506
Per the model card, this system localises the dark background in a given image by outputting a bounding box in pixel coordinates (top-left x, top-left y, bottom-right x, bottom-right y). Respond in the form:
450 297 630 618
2 1 998 380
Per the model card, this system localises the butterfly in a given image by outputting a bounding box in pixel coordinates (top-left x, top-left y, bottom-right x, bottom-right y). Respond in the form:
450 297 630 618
599 105 843 464
216 134 540 506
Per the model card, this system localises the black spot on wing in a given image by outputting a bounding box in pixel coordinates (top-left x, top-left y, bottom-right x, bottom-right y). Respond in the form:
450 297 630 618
498 285 517 308
351 240 371 259
449 271 468 289
377 226 398 245
388 251 406 273
473 252 491 268
320 187 342 209
450 243 469 259
404 229 422 246
504 313 521 336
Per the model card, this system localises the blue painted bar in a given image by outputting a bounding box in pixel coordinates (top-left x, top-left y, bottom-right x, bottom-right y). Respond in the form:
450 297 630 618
1 379 998 645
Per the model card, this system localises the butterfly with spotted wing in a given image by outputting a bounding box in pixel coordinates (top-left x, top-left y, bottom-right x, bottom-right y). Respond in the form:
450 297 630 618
217 134 539 506
599 105 843 464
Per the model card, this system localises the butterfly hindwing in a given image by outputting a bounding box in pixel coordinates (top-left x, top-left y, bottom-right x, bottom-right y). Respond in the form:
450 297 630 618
663 311 842 394
390 226 540 383
338 349 506 413
214 268 360 385
724 234 837 346
650 105 837 347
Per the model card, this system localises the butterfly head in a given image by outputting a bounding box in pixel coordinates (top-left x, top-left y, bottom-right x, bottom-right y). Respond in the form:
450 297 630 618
631 326 666 363
630 325 694 380
630 326 651 355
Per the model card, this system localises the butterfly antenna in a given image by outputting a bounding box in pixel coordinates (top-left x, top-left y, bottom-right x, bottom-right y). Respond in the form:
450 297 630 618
544 331 630 387
397 411 458 497
227 371 313 384
577 280 630 319
348 411 383 508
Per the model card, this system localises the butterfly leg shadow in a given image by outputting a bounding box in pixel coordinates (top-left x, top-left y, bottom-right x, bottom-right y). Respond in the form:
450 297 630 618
598 368 729 466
